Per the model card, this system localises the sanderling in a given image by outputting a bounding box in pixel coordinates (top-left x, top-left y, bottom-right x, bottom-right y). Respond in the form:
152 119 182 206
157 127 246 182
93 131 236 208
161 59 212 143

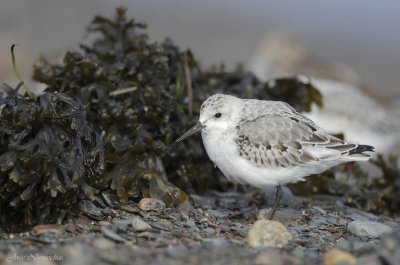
176 94 374 219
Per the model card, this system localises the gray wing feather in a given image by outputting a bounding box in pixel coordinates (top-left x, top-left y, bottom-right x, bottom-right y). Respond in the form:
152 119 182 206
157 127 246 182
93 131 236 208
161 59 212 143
236 103 367 168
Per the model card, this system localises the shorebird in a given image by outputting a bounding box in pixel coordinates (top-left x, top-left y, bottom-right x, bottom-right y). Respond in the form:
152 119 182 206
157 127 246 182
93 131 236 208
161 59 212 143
176 94 374 219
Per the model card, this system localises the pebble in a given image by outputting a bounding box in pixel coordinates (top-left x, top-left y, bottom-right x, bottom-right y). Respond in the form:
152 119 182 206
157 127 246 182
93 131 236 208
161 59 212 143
323 248 356 265
345 208 379 221
76 224 91 231
131 217 152 231
157 219 174 230
2 188 399 264
99 221 111 226
204 227 215 234
137 198 166 211
350 213 371 221
235 227 250 238
207 209 229 218
151 223 170 231
113 218 133 226
185 220 196 228
218 224 230 232
246 220 292 248
288 225 306 235
347 220 392 238
120 204 140 213
312 206 327 215
65 224 81 234
78 200 103 218
32 224 64 235
100 227 127 243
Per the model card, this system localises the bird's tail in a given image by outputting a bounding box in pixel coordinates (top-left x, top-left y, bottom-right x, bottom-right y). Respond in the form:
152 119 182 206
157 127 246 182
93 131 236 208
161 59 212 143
338 144 374 161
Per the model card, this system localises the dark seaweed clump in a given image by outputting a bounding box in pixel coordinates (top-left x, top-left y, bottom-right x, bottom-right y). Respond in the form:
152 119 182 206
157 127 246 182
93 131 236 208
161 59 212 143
32 6 193 205
0 83 105 228
289 155 400 217
194 69 322 113
346 155 400 216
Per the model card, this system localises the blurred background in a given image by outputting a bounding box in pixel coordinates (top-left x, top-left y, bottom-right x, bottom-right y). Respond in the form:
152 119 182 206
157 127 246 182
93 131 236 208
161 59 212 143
1 0 399 96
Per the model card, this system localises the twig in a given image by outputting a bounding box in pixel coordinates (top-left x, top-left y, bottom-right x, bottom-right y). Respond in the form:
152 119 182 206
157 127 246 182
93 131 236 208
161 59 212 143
109 86 138 96
11 44 36 101
184 51 193 117
187 50 205 83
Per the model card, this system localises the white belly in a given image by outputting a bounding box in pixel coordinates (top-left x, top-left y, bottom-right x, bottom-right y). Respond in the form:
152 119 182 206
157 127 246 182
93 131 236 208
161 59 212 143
202 132 299 188
201 132 338 189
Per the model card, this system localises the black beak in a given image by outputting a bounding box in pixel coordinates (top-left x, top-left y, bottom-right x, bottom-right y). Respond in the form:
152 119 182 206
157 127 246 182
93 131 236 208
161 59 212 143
175 121 205 143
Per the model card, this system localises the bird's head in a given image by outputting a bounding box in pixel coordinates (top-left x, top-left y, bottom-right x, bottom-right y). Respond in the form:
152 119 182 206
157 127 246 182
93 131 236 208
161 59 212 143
175 94 243 143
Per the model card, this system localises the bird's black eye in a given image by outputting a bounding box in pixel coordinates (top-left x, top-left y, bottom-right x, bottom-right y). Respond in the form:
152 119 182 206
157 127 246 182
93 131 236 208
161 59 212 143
214 112 222 118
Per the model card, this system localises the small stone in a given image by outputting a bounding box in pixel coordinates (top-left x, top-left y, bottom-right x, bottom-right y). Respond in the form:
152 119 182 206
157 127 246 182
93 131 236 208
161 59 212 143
246 220 292 248
120 204 140 213
350 213 370 221
100 227 127 243
151 223 170 231
348 220 392 238
32 224 64 235
113 217 133 226
65 224 81 234
78 200 103 217
99 221 111 226
204 227 215 234
323 248 356 265
76 224 90 231
157 219 174 230
131 217 152 231
235 227 250 237
185 220 196 228
312 206 327 215
207 209 229 218
138 198 166 211
218 224 230 232
347 209 379 221
288 225 306 235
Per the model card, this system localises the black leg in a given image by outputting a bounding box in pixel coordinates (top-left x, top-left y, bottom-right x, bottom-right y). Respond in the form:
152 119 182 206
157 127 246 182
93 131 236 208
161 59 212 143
267 185 283 220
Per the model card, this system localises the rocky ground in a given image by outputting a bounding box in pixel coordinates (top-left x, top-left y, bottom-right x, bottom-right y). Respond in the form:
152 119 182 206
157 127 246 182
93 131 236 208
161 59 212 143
0 187 399 265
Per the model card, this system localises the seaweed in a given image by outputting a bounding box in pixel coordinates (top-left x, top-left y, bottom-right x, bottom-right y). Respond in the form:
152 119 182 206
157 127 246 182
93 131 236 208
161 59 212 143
0 83 105 228
192 69 322 112
352 155 400 216
32 5 191 204
289 155 400 217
